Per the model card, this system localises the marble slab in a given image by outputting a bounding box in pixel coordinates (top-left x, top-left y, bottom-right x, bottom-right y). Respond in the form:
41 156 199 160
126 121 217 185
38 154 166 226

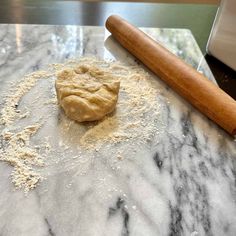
0 24 236 236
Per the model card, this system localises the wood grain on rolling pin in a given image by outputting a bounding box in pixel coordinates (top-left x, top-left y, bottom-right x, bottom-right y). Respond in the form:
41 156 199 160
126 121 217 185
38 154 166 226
105 15 236 136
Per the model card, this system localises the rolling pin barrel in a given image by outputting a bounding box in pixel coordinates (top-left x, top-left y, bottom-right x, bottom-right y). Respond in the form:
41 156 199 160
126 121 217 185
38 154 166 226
106 15 236 136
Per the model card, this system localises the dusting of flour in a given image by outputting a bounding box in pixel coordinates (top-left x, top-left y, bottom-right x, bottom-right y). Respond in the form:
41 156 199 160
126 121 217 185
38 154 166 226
77 59 161 149
0 70 52 193
0 57 163 193
0 124 43 193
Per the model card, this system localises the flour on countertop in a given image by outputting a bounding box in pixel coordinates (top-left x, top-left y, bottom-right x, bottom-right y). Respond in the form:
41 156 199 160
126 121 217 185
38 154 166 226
74 58 161 149
0 70 52 126
0 70 53 193
0 124 43 193
0 57 163 193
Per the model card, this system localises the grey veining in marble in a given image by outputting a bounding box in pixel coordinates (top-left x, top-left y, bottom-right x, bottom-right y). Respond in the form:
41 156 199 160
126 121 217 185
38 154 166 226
0 24 236 236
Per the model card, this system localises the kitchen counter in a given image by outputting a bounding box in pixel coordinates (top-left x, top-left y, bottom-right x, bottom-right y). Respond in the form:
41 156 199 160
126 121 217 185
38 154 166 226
0 24 236 236
1 1 236 100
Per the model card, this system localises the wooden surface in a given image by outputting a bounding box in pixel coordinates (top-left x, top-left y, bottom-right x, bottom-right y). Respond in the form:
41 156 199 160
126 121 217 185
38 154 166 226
106 15 236 135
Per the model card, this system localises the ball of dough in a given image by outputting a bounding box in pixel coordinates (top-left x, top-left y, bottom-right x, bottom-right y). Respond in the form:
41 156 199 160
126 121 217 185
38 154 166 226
55 65 120 122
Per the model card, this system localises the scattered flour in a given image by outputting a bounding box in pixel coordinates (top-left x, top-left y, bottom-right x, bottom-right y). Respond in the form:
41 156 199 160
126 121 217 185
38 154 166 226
0 70 52 193
75 58 161 149
0 124 43 193
0 57 162 193
0 71 52 126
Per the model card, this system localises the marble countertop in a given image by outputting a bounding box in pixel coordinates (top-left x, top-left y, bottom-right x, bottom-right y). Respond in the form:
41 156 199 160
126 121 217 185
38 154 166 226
0 24 236 236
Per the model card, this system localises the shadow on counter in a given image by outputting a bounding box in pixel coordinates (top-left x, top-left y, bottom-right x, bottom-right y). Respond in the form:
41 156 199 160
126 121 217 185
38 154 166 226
205 54 236 100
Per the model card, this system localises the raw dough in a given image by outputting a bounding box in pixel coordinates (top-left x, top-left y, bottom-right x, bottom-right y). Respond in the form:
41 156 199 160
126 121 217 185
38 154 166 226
55 65 120 122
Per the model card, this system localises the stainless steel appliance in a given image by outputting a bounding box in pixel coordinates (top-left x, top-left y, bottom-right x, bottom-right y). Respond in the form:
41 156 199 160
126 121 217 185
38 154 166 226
207 0 236 71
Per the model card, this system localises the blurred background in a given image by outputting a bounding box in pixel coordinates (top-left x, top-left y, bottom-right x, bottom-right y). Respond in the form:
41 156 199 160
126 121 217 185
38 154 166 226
0 0 235 98
0 0 218 52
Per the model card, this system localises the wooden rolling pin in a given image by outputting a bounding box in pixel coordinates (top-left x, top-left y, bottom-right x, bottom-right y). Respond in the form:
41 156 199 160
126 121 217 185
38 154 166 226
105 15 236 136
